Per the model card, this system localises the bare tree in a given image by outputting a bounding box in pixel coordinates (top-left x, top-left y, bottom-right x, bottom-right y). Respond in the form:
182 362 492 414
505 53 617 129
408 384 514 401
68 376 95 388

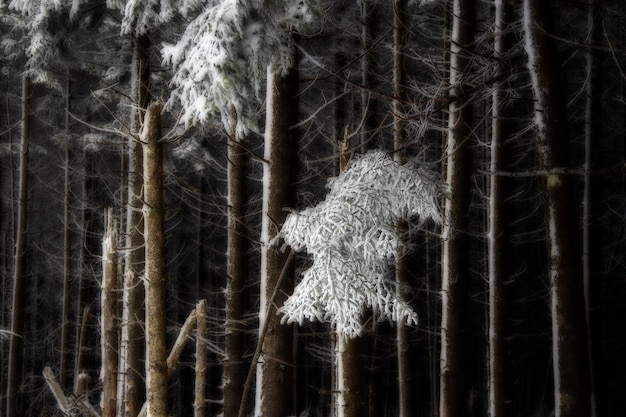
488 1 515 416
142 101 168 417
440 1 475 416
523 1 592 416
392 2 417 416
119 33 150 417
195 300 207 417
224 110 248 417
254 64 298 417
60 76 74 390
6 75 30 417
101 208 119 417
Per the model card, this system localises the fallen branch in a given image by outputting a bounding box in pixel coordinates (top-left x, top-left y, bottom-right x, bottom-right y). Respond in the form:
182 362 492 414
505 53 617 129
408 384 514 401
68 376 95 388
43 367 100 417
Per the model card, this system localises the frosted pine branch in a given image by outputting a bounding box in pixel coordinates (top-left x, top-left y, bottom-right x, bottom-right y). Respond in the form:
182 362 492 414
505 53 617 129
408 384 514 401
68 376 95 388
163 0 322 138
278 150 448 339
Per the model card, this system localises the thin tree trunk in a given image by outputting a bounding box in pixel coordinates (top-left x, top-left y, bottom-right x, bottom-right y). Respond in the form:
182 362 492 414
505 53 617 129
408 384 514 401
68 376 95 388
120 33 150 417
60 75 73 390
254 64 297 417
102 209 119 417
224 109 248 417
523 1 592 416
440 1 475 417
392 2 416 416
142 101 168 417
583 3 601 416
195 300 207 417
488 2 514 416
6 75 30 417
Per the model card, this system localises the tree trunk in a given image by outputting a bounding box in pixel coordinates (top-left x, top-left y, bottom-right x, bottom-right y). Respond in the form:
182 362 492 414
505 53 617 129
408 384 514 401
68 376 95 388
336 335 372 417
102 208 119 417
224 109 248 417
120 33 150 417
254 64 297 417
392 2 416 416
6 75 30 417
523 1 592 416
195 300 207 417
142 101 168 417
60 76 73 390
583 4 602 416
488 2 515 416
440 1 475 416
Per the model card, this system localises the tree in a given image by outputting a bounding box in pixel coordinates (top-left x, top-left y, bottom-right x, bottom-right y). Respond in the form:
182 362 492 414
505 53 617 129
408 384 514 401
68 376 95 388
101 209 119 417
391 2 415 416
224 110 248 417
488 1 515 416
106 3 156 413
279 150 446 338
5 75 30 417
278 149 446 416
254 60 299 417
164 2 321 415
440 1 475 416
523 1 592 417
142 101 168 417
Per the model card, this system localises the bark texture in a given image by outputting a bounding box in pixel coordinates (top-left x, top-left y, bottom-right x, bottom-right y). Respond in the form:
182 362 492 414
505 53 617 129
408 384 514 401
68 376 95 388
255 65 298 417
224 111 248 417
523 1 592 416
142 101 168 417
120 33 150 417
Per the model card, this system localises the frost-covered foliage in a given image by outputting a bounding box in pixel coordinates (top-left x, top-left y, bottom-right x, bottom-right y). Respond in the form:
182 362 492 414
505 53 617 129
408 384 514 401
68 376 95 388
163 0 322 138
106 0 203 36
277 150 448 339
2 0 77 91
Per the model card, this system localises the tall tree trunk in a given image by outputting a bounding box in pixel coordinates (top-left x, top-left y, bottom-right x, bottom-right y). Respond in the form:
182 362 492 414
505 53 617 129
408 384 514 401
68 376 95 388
120 33 150 417
488 1 515 416
6 75 30 417
101 209 119 417
332 67 371 417
523 1 592 416
360 0 377 147
142 101 168 417
583 3 601 416
194 300 207 417
254 64 297 417
392 2 416 417
224 109 248 417
60 75 73 390
440 1 475 417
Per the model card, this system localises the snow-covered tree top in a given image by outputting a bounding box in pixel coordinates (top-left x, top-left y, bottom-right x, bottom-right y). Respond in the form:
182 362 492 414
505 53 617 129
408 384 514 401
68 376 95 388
277 150 448 339
3 0 78 91
163 0 321 138
106 0 203 36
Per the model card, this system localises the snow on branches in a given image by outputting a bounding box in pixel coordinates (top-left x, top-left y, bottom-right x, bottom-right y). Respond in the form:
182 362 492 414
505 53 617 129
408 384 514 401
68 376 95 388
277 150 448 339
163 0 321 138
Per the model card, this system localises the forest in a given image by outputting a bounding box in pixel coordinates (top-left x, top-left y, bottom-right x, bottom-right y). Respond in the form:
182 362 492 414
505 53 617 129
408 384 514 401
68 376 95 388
1 0 626 417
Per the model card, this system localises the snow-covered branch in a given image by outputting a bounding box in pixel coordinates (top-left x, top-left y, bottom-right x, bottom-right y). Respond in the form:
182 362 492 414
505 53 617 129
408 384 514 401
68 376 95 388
277 150 448 339
163 0 321 138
